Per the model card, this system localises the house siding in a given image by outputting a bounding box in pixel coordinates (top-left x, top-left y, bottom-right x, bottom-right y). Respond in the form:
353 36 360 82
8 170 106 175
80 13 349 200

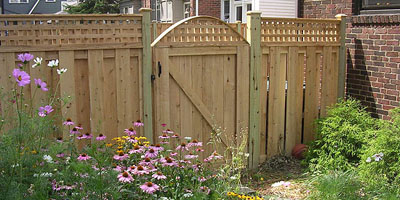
258 0 297 18
302 0 400 120
4 0 61 14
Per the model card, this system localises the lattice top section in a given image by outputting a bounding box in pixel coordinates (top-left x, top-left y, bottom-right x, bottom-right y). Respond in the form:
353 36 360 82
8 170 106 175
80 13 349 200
261 18 341 45
152 16 247 47
0 14 142 49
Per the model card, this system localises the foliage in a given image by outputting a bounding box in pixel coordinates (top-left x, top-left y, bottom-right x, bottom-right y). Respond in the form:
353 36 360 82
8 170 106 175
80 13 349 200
66 0 120 14
304 99 379 173
358 108 400 196
0 53 240 199
307 171 364 200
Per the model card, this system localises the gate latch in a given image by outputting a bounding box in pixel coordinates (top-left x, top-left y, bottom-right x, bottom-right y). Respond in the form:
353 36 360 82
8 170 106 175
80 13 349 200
158 61 162 77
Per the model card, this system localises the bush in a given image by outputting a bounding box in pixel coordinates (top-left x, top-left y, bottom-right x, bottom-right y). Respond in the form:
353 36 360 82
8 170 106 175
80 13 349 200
304 99 379 173
358 108 400 196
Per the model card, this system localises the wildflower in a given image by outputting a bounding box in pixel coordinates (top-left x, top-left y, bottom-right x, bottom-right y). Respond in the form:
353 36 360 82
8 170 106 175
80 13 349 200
56 136 63 143
31 150 38 154
48 59 59 68
200 186 210 195
196 148 204 152
96 134 106 141
57 68 67 75
140 182 160 194
18 53 34 64
176 142 189 151
38 105 54 117
171 134 180 138
113 165 124 172
32 57 42 68
106 143 113 147
152 172 167 180
161 156 178 167
75 124 83 130
159 134 170 139
198 176 207 182
366 157 372 163
113 151 129 161
133 120 144 127
43 155 53 163
76 134 84 140
145 148 158 158
183 193 193 198
124 127 136 136
12 68 31 87
170 152 178 157
56 153 65 158
162 129 174 134
188 139 202 147
372 152 384 162
161 123 167 127
34 79 48 91
154 144 164 151
140 157 154 166
70 127 80 135
271 181 291 187
63 118 74 126
129 145 144 154
133 165 149 175
82 132 93 139
117 171 134 183
184 153 198 159
77 153 91 161
184 137 192 141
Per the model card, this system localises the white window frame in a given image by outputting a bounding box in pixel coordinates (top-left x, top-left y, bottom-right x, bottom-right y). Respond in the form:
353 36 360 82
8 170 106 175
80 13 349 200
232 0 252 23
183 2 191 18
46 0 56 2
9 0 29 3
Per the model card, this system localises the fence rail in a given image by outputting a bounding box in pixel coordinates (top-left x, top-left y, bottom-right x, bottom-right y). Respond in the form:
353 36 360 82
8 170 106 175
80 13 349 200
0 11 346 169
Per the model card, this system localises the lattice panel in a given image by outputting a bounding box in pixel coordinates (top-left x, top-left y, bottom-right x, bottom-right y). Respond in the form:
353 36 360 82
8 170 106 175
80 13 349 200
0 15 142 48
261 18 341 45
154 17 247 46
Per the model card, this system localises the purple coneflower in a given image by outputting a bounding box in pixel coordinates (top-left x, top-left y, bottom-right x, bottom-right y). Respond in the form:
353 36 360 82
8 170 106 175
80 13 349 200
188 139 202 147
152 172 167 180
161 156 178 167
198 176 207 182
127 165 136 172
113 165 124 172
96 134 106 141
13 68 30 87
159 134 169 139
75 124 83 130
113 151 129 161
77 153 91 161
118 171 134 183
70 127 80 135
184 153 198 160
82 132 92 139
140 182 160 194
145 148 158 158
176 142 189 151
140 157 154 166
38 105 54 117
76 134 84 140
124 127 136 136
56 136 63 143
171 134 180 138
154 144 164 151
200 186 211 194
34 78 48 91
133 165 149 175
129 145 143 154
196 148 205 152
63 118 74 126
170 152 178 157
133 120 144 127
17 53 34 63
162 129 174 134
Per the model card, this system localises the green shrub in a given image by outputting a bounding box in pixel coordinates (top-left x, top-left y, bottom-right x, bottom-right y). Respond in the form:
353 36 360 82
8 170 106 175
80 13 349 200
358 108 400 196
304 99 379 173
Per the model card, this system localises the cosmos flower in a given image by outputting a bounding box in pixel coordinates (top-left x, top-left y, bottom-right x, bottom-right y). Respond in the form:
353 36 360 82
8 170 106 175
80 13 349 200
13 68 30 87
38 105 54 117
18 53 34 63
48 59 59 68
32 57 42 68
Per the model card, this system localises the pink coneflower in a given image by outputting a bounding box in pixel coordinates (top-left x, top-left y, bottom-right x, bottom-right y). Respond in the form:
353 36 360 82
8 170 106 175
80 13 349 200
161 123 167 127
171 134 180 138
82 132 92 139
113 152 129 161
188 140 202 147
176 142 189 151
180 159 191 164
170 152 178 157
196 148 205 152
127 136 138 143
127 165 136 172
154 144 164 151
75 124 83 130
200 186 210 194
124 127 136 136
152 172 167 180
133 165 149 175
56 136 63 143
212 151 223 159
63 118 74 126
76 134 84 140
70 127 80 135
159 134 169 139
162 129 174 134
145 148 158 158
184 153 198 160
140 182 160 194
198 176 207 182
118 171 134 183
34 78 48 91
38 105 54 117
56 153 65 158
161 156 178 167
77 153 91 161
13 68 30 87
113 165 124 172
96 134 106 141
129 145 144 154
133 120 144 127
140 157 154 166
17 53 34 63
160 140 169 144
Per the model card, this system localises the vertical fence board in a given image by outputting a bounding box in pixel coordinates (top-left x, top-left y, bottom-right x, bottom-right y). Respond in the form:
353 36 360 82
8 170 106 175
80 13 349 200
192 55 203 145
321 46 333 117
103 56 118 139
260 51 269 162
88 50 105 136
169 57 181 138
223 54 236 147
285 47 304 155
179 56 193 139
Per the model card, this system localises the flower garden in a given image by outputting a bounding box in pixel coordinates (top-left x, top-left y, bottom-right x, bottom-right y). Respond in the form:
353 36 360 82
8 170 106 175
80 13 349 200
1 53 400 199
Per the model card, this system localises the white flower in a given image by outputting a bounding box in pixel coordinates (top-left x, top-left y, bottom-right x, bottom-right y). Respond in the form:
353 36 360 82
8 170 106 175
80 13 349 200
271 181 291 187
43 155 53 163
372 152 384 162
48 59 59 68
57 68 67 75
11 164 20 168
184 137 192 140
183 193 193 198
32 57 43 68
366 157 371 163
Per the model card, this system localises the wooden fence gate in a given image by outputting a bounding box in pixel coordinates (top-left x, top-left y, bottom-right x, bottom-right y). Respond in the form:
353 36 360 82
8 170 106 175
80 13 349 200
151 16 250 156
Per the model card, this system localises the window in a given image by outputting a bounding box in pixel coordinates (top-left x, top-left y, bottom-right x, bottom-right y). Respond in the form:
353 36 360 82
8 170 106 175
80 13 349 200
236 6 242 21
124 7 128 14
360 0 400 14
223 0 230 21
247 3 251 11
184 2 191 18
46 0 56 2
9 0 29 3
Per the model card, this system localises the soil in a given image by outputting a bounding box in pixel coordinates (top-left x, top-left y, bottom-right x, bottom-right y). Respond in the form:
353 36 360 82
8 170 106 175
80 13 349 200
243 156 311 200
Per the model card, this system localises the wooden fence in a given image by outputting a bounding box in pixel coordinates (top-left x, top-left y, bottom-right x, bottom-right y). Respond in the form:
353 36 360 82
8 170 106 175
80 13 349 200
0 10 346 168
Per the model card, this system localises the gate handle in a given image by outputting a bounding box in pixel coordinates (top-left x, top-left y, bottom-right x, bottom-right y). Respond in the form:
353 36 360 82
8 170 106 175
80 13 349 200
158 61 162 77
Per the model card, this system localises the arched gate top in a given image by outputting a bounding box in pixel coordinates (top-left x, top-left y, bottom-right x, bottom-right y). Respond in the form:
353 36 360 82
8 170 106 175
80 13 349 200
151 16 248 47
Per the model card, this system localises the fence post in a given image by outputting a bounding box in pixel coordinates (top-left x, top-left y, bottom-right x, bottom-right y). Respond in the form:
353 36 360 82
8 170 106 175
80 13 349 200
247 11 262 169
335 14 347 99
236 21 242 35
140 8 154 143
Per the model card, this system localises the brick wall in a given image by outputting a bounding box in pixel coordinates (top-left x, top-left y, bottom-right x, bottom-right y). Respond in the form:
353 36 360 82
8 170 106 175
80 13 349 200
191 0 220 18
302 0 400 119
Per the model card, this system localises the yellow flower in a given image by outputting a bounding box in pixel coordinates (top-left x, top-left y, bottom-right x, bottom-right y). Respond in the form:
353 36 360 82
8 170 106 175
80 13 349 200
116 150 124 154
31 150 37 154
112 137 121 141
117 146 123 150
106 143 113 147
260 177 264 181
